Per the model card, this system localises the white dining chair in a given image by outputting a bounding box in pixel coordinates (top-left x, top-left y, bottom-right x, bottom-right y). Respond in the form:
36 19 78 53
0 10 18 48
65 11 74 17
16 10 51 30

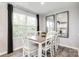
49 31 59 55
39 32 54 57
22 32 38 57
41 31 59 57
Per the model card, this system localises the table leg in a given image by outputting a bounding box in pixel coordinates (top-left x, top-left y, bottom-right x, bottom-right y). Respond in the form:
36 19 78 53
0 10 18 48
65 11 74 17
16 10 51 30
38 43 42 57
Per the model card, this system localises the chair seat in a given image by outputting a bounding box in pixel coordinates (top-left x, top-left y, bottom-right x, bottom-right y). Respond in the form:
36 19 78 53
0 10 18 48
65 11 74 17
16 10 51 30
23 46 38 56
42 44 52 51
23 45 38 51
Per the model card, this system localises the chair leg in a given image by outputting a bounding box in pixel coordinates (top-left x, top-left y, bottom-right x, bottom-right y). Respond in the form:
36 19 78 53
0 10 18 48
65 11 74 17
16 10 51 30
45 50 47 57
52 49 55 56
50 45 54 57
50 49 52 57
27 50 30 57
23 48 25 57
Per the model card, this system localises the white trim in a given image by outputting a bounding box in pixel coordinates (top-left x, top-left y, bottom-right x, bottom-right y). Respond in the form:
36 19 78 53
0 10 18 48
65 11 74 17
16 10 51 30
0 51 7 56
13 46 23 51
1 45 79 56
59 44 79 56
0 46 23 56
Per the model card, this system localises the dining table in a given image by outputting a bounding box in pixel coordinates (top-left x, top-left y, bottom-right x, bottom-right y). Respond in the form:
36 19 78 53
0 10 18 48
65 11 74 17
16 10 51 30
27 34 55 57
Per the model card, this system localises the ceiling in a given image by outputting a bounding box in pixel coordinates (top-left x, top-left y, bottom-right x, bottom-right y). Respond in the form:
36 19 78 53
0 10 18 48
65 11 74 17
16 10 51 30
11 2 79 14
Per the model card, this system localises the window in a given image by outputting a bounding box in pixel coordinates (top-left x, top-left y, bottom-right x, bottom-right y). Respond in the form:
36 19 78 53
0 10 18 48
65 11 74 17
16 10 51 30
26 16 37 36
46 11 69 38
46 15 55 32
56 11 69 38
13 12 26 39
13 12 37 39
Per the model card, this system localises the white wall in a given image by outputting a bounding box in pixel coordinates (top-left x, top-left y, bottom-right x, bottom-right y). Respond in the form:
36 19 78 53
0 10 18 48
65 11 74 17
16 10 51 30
0 3 8 55
0 3 23 55
42 4 79 49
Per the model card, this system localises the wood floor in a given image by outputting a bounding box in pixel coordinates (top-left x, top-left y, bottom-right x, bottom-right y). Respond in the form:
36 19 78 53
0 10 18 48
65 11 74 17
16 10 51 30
0 46 78 57
56 46 78 57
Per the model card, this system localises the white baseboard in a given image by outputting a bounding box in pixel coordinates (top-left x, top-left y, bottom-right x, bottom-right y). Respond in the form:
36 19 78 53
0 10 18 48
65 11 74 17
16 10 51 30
1 45 79 56
13 46 23 51
59 44 79 56
0 51 7 56
0 46 23 56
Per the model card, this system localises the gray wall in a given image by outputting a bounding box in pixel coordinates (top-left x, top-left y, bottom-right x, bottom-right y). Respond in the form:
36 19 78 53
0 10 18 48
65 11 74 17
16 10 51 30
41 4 79 50
0 2 79 55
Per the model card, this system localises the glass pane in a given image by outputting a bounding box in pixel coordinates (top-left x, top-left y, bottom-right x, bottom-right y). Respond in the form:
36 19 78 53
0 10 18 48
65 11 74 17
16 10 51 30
13 13 26 39
26 16 37 36
26 16 37 26
13 13 26 25
57 12 67 22
56 11 69 38
46 16 55 32
13 12 37 39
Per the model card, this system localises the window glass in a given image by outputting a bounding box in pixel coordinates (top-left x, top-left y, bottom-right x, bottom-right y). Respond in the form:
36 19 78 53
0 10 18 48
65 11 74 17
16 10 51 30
13 12 37 39
47 16 55 32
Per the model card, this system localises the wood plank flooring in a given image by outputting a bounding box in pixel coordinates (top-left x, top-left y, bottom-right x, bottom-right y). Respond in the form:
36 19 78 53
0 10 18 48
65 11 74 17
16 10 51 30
0 46 78 57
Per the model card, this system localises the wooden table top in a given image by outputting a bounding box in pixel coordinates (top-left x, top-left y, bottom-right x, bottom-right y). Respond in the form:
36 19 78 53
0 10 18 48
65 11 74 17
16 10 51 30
27 35 55 44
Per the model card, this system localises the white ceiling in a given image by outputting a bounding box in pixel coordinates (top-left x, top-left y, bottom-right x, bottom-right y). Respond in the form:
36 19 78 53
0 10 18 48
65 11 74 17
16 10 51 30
11 2 79 14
